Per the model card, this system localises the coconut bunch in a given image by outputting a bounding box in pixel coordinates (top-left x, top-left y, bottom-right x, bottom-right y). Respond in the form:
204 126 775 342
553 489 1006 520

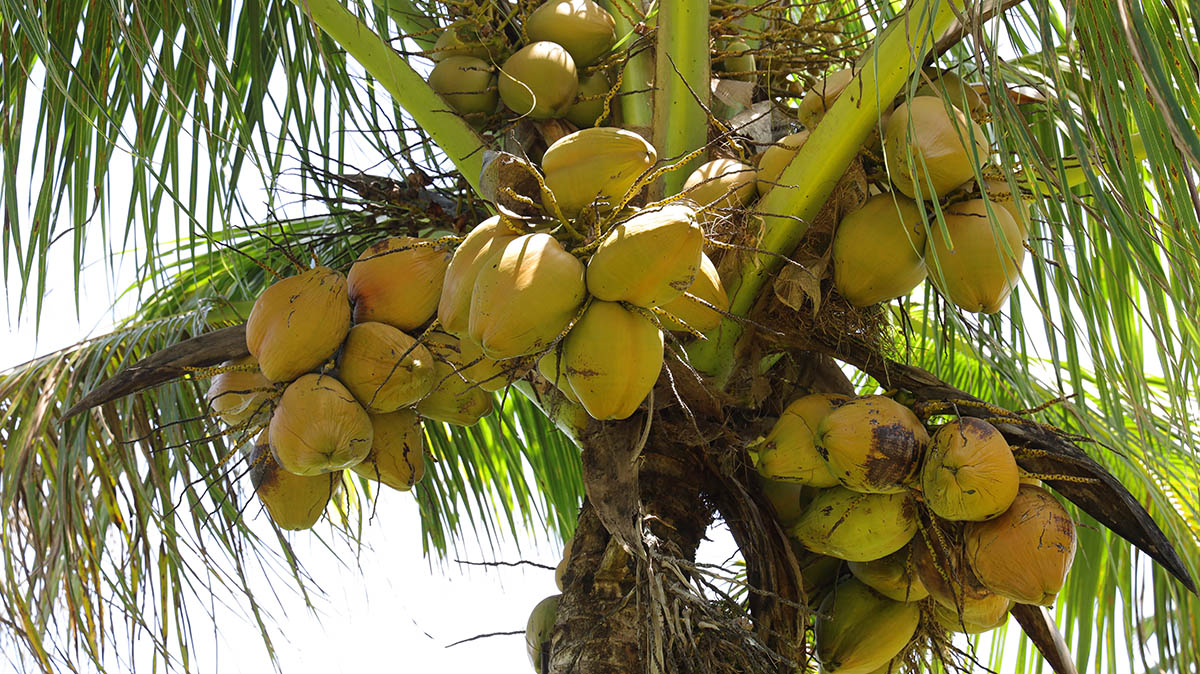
751 396 1079 669
425 0 619 125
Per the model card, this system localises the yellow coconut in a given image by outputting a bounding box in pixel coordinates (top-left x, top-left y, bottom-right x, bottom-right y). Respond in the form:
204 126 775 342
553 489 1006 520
931 599 1010 634
246 266 351 382
847 545 929 602
915 69 987 120
352 408 426 491
814 578 921 674
758 476 815 528
921 418 1019 521
348 236 452 331
430 25 492 62
681 158 757 215
563 300 664 420
205 355 274 426
554 538 574 591
799 551 845 607
884 96 989 200
756 131 810 196
438 216 522 337
714 39 756 82
428 55 499 117
925 198 1025 314
964 484 1077 605
564 70 612 128
525 0 617 67
585 202 704 308
833 193 928 306
499 41 578 119
541 127 657 216
815 395 929 494
798 68 856 129
757 393 848 488
913 532 1012 627
790 487 919 562
526 594 561 672
269 373 373 476
248 430 339 531
337 322 437 413
657 253 730 332
417 332 494 426
469 233 587 359
538 347 581 403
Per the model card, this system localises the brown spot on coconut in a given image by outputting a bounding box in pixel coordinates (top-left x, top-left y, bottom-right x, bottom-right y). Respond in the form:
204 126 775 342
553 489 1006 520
757 393 848 488
348 236 452 331
814 578 921 674
352 408 426 491
248 429 339 531
437 216 521 338
815 395 929 493
964 484 1077 605
269 373 373 476
245 266 351 382
832 193 928 307
537 347 581 403
789 487 919 562
337 322 437 413
563 300 664 420
847 545 929 602
205 355 274 427
921 417 1019 521
585 201 704 308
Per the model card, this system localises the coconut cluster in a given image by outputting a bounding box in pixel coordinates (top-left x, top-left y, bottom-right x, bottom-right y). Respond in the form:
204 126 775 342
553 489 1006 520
754 395 1078 670
425 0 618 125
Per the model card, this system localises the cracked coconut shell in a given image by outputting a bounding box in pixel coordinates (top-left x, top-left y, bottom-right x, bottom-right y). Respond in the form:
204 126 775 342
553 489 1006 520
352 408 425 491
525 0 617 67
815 395 929 494
925 197 1025 314
348 236 452 331
585 202 704 308
541 127 656 217
417 331 494 426
757 393 848 488
337 322 437 413
833 193 928 307
428 55 498 117
438 216 521 337
249 429 339 530
847 545 929 602
790 487 919 562
269 373 373 476
563 300 664 420
246 266 351 382
657 252 730 333
469 233 587 360
205 355 273 427
964 484 1077 605
499 41 578 119
921 417 1019 521
884 96 989 200
814 578 920 674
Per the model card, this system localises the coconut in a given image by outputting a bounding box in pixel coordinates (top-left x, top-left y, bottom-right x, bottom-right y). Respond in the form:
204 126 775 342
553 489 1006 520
714 39 755 82
337 322 437 413
757 393 848 488
564 70 612 128
915 69 987 120
348 237 452 331
884 96 990 200
205 355 273 426
681 158 757 216
921 418 1019 521
756 131 810 196
352 408 426 491
585 202 704 308
790 487 919 561
526 594 561 672
847 545 929 602
537 347 581 403
758 476 815 528
563 300 664 420
833 193 928 306
814 578 921 674
248 429 339 531
797 68 855 129
657 253 730 332
924 198 1025 314
913 530 1011 627
499 41 578 119
964 484 1077 605
269 373 373 476
245 266 351 382
430 25 492 62
554 538 574 591
417 333 495 427
469 233 587 359
438 216 522 337
525 0 617 67
799 551 845 606
984 176 1033 239
428 56 498 117
931 599 1010 634
541 127 656 217
815 395 929 494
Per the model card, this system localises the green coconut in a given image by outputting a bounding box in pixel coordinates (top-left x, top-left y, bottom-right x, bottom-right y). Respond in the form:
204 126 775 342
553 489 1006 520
833 193 928 306
756 131 810 196
428 55 498 117
847 545 928 602
924 198 1025 314
526 595 561 672
499 41 578 119
790 487 919 562
815 578 921 674
525 0 617 67
757 393 848 487
883 96 990 200
564 70 613 128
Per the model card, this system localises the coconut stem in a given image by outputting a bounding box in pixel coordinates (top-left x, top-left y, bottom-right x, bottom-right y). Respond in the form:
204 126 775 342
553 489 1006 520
602 0 654 131
652 0 711 199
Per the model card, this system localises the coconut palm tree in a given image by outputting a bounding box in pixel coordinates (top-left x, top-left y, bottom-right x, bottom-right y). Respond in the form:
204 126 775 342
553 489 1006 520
1 0 1198 672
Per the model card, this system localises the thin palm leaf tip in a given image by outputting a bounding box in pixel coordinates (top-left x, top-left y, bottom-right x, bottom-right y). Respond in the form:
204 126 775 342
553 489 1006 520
2 0 1200 671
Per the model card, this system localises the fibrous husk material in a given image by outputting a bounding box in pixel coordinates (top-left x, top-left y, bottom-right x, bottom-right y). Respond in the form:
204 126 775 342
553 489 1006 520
269 373 373 476
925 197 1025 314
883 96 989 200
585 202 704 308
428 56 499 117
756 130 810 196
563 300 664 420
814 578 921 674
657 252 730 332
921 417 1019 521
526 594 561 672
790 487 919 561
540 127 656 217
965 484 1077 605
351 408 426 491
757 393 848 487
438 216 521 337
832 193 928 307
337 322 437 413
249 429 339 530
525 0 617 67
847 545 929 602
469 233 587 359
498 41 578 119
348 236 452 331
205 355 273 426
246 266 351 382
417 332 494 426
815 395 929 493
